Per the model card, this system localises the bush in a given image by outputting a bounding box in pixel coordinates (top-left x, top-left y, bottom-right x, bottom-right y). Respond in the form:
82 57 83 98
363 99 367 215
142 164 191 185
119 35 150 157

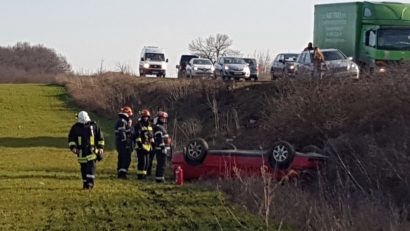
0 42 71 83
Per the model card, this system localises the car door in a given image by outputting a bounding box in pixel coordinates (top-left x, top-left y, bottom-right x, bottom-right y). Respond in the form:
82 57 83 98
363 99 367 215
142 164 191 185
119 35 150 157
274 55 284 76
186 59 193 76
278 54 286 75
271 55 279 75
304 52 314 77
215 58 224 77
295 53 306 77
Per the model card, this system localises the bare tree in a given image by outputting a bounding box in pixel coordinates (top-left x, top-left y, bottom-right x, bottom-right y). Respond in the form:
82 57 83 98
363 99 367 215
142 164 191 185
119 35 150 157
188 34 239 63
251 50 272 74
115 62 132 74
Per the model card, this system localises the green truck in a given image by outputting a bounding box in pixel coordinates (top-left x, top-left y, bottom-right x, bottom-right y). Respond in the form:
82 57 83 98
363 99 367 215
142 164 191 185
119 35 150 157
314 1 410 73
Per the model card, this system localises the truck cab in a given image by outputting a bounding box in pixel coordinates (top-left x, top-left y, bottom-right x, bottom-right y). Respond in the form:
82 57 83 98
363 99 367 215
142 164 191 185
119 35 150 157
314 2 410 75
139 46 168 77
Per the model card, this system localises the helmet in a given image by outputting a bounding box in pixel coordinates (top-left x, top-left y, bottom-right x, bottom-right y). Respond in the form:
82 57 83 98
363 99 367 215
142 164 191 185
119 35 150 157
77 111 91 124
121 106 133 117
157 111 168 118
141 109 151 117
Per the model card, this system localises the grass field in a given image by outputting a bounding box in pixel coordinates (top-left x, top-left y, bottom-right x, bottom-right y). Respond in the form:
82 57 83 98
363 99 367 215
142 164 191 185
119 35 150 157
0 84 272 230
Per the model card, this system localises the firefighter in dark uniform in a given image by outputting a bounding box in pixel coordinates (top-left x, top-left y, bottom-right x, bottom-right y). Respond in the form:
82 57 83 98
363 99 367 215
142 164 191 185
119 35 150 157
153 111 171 183
115 106 134 179
133 109 154 179
68 111 105 190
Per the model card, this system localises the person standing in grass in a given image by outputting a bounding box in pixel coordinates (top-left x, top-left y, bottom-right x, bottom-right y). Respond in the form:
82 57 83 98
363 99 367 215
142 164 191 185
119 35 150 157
153 111 171 183
115 106 134 179
68 111 105 190
133 109 154 180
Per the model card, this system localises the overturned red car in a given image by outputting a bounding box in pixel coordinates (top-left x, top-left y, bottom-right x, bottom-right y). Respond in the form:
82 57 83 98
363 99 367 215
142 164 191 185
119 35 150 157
171 138 327 181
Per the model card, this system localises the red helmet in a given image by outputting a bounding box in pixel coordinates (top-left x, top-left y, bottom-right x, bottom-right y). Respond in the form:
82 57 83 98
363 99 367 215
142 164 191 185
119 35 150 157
141 109 151 117
121 106 133 117
157 111 168 118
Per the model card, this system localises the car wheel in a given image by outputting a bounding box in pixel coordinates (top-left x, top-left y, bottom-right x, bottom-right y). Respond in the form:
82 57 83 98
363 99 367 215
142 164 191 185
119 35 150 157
184 138 209 165
222 72 228 81
268 141 295 170
271 72 276 80
281 69 287 78
140 70 145 77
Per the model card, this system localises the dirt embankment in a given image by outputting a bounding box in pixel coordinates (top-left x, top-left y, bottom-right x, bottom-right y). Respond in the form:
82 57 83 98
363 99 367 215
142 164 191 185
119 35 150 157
58 73 410 229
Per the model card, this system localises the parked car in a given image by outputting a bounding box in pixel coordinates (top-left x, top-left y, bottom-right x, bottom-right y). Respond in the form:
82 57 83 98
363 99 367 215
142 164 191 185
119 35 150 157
294 48 360 79
243 58 259 81
214 57 251 80
139 46 168 77
171 138 327 181
176 54 199 78
271 53 299 79
185 58 214 78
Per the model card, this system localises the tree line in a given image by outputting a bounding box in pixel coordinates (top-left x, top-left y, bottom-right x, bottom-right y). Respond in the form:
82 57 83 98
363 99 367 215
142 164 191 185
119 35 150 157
0 42 70 83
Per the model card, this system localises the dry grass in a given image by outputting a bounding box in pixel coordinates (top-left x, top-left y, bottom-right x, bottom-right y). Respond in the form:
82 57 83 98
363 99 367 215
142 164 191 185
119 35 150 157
59 71 410 230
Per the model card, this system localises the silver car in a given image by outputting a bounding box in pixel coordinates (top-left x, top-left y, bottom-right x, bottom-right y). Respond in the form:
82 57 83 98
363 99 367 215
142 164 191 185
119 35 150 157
185 58 214 78
213 57 251 80
294 48 359 79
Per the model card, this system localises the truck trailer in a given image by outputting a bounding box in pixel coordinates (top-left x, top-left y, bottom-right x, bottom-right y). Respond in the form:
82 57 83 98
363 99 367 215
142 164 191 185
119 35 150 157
314 1 410 73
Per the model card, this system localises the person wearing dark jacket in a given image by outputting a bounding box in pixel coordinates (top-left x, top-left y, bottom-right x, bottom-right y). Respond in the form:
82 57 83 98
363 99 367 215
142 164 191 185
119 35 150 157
115 106 134 179
68 111 105 190
153 111 171 183
133 109 154 179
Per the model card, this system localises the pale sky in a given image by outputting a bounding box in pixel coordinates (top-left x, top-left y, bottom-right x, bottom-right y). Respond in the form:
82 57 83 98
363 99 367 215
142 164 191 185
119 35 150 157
1 0 409 76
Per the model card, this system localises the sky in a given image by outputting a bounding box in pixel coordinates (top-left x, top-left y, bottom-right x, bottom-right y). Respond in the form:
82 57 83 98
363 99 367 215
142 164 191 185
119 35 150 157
1 0 410 76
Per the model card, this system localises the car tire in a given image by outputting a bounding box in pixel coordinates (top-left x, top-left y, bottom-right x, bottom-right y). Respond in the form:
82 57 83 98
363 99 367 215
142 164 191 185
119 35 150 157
268 141 295 170
282 69 287 78
184 138 209 165
271 73 276 80
140 70 145 77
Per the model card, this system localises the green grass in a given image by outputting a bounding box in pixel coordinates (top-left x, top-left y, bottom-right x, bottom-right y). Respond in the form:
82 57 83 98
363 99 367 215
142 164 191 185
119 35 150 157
0 84 270 230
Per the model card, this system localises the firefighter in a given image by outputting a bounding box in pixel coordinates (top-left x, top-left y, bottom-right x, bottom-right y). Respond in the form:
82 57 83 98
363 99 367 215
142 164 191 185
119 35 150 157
115 106 134 179
153 111 171 183
68 111 105 190
133 109 154 179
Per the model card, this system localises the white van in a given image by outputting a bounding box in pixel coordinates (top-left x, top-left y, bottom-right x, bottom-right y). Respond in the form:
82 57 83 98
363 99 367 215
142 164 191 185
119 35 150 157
139 46 168 77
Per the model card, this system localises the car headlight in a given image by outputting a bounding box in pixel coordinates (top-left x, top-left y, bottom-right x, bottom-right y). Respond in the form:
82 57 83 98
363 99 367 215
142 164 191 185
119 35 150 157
143 63 149 69
244 66 250 72
378 67 386 73
289 65 295 70
211 66 215 71
161 62 167 70
224 65 229 70
194 66 198 71
347 62 358 71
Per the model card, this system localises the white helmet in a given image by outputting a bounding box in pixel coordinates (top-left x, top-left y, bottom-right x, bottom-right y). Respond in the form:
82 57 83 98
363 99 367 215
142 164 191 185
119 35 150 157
77 111 91 124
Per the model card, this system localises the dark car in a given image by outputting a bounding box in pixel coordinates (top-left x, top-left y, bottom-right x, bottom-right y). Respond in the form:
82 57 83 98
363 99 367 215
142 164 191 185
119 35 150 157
243 58 259 81
271 53 299 79
171 138 327 181
176 55 199 78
